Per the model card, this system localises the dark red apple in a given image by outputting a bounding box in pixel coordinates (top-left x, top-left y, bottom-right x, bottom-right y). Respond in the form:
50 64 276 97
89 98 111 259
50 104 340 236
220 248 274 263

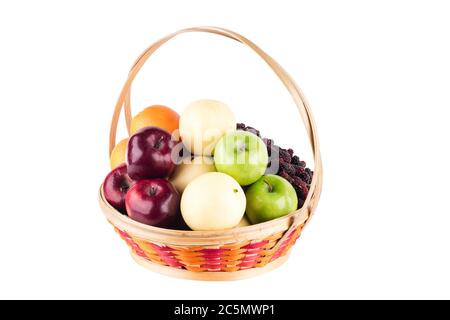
103 164 135 214
125 179 180 227
127 126 177 180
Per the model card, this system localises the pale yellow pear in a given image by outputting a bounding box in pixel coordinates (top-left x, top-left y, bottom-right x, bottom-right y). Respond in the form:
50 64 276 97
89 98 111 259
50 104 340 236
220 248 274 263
170 156 216 194
181 172 246 231
179 99 236 156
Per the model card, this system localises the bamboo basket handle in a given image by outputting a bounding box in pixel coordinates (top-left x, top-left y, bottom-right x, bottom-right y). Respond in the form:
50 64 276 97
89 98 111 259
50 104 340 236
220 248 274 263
109 26 322 241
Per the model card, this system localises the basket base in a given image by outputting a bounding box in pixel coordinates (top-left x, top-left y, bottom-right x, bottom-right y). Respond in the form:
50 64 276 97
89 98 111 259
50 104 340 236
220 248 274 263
130 251 291 281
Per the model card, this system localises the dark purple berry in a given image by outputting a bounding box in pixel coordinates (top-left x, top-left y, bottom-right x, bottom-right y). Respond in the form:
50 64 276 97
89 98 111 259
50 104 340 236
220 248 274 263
279 149 292 163
292 177 309 200
294 165 305 175
297 172 308 182
237 123 246 130
287 148 294 157
280 162 296 176
278 170 291 181
245 126 260 137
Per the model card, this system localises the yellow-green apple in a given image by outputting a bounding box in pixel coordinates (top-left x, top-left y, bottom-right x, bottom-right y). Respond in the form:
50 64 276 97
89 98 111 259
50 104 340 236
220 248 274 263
169 156 216 193
214 131 268 186
181 172 246 231
245 175 298 224
179 99 236 156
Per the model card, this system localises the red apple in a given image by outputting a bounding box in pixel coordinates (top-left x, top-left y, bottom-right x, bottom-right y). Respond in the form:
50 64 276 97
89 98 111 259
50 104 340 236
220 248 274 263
103 164 135 214
127 126 177 180
125 179 180 227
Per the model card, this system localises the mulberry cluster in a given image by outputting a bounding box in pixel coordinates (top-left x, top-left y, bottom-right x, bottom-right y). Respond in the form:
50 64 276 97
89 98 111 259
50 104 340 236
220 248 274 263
237 123 313 208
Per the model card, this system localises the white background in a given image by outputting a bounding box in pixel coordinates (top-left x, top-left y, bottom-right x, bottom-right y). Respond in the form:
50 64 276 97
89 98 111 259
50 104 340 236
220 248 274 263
1 0 449 300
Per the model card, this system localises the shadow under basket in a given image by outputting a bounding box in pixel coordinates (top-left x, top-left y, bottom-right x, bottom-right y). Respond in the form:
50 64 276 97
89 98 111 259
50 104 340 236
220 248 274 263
99 26 323 281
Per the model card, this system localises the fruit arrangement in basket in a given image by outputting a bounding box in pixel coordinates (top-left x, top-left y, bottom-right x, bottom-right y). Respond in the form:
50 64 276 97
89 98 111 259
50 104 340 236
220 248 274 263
103 99 313 231
98 27 323 280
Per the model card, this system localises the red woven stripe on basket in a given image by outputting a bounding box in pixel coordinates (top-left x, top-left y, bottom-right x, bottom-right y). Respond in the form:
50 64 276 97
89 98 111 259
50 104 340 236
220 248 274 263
242 241 269 249
271 228 301 261
200 248 229 259
115 228 147 258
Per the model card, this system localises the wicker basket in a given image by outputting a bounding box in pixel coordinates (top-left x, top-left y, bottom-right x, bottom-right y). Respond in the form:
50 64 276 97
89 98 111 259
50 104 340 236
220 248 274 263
99 26 323 281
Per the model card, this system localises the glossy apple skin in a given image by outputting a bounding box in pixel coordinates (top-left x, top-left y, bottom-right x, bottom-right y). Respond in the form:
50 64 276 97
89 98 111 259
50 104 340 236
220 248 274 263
103 164 135 214
245 175 298 224
125 179 180 227
214 131 268 186
127 126 177 180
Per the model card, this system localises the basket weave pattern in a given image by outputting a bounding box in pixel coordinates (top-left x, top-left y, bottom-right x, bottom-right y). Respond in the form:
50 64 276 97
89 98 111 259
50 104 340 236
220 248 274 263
113 224 303 272
99 26 323 280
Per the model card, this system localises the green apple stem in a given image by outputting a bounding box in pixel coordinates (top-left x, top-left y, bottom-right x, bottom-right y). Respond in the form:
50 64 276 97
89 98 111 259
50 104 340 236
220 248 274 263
264 179 273 193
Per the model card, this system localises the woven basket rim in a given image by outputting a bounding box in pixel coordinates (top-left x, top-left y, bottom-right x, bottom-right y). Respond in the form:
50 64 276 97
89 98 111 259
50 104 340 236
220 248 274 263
99 184 308 241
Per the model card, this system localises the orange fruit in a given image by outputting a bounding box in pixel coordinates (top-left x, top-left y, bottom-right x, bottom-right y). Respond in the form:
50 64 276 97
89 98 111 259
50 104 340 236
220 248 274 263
130 105 180 135
110 138 128 169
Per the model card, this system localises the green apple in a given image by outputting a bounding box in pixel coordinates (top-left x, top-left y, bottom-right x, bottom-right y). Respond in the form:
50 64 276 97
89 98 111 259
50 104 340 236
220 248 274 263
245 175 298 224
213 131 268 186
